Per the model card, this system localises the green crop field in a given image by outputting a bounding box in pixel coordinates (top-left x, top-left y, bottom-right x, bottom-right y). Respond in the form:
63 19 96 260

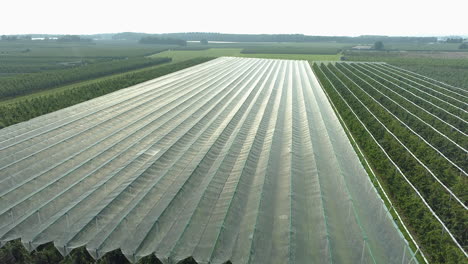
383 42 467 51
150 48 341 62
240 42 353 54
344 51 468 88
0 40 172 58
313 61 467 263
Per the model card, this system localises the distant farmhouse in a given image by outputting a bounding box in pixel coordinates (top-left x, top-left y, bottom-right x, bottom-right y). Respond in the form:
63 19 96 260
351 45 373 50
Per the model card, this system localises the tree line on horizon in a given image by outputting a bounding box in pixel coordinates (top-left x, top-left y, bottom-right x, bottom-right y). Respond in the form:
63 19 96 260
114 32 443 43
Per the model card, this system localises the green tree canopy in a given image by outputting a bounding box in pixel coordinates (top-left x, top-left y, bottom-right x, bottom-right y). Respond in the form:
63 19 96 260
373 41 384 50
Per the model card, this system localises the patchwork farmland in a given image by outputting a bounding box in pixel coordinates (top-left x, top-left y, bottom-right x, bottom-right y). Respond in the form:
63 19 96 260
0 57 417 263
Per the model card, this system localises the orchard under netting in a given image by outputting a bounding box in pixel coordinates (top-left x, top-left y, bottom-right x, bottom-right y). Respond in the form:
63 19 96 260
0 57 415 263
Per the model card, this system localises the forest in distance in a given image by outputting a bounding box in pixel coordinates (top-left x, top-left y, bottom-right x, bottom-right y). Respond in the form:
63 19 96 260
0 33 467 264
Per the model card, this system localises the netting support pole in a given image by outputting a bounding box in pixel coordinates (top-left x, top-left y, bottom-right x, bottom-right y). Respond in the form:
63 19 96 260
360 239 366 264
124 217 129 237
367 182 373 194
66 213 70 228
347 200 352 221
37 210 41 225
401 244 406 264
407 247 419 264
379 202 384 221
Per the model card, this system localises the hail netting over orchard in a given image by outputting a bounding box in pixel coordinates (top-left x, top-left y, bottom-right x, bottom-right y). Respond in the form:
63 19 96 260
0 57 416 263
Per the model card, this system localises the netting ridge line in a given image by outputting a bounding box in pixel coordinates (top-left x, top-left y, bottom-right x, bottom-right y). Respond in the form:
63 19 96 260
0 59 250 180
188 59 276 261
333 64 467 175
0 59 259 242
309 64 378 264
290 61 313 263
0 59 237 175
200 59 278 262
158 59 273 260
0 59 253 198
242 59 288 263
245 60 288 264
364 63 468 113
0 58 229 146
205 60 280 262
327 64 467 210
126 59 272 257
80 58 268 256
0 59 239 159
97 58 266 260
382 63 468 96
0 59 256 250
297 61 333 263
133 58 266 259
81 59 268 256
345 63 467 137
317 63 467 258
286 61 295 264
314 63 429 264
0 58 231 153
351 63 467 125
0 58 230 142
56 58 263 257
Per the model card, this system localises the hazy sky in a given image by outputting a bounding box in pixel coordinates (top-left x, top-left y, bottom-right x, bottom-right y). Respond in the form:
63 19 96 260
1 0 467 36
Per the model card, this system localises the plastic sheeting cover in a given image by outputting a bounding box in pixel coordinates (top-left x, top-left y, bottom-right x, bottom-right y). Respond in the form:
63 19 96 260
0 57 416 263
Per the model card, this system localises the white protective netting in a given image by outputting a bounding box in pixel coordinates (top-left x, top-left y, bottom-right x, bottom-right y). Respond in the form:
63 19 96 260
0 57 416 263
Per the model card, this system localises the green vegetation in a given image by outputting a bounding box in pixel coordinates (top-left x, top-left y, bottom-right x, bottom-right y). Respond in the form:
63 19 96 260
0 41 174 78
344 51 468 88
57 35 93 43
139 36 187 46
446 38 463 43
0 40 171 58
0 57 214 128
113 32 438 44
373 41 384 50
150 48 243 62
0 240 164 264
0 40 343 130
150 48 341 62
240 42 350 54
380 42 466 51
313 62 467 263
0 57 171 99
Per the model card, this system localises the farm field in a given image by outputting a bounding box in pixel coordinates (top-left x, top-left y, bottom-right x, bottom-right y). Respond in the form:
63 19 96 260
149 48 341 63
313 61 467 263
0 57 214 128
0 57 415 263
382 42 467 51
343 51 468 88
0 41 342 129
